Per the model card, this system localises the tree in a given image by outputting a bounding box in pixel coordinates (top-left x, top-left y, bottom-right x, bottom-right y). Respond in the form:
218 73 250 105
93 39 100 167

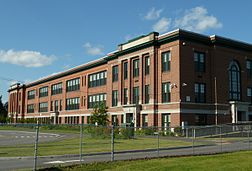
0 96 8 123
90 102 109 126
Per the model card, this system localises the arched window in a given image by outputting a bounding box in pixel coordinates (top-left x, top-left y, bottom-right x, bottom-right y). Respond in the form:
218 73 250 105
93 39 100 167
229 61 241 100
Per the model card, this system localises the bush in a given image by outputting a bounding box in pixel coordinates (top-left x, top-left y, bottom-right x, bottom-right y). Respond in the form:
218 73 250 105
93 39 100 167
174 127 183 136
135 127 157 136
85 126 111 139
118 127 134 139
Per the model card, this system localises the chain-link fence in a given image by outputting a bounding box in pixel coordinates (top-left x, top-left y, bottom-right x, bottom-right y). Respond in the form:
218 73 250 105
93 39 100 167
0 123 252 170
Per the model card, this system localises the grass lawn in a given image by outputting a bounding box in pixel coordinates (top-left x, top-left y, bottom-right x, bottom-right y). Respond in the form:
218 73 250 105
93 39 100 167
1 125 196 157
41 151 252 171
0 136 193 157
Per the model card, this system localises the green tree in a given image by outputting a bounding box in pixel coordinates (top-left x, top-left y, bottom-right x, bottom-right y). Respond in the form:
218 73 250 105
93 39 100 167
0 96 8 123
90 102 109 126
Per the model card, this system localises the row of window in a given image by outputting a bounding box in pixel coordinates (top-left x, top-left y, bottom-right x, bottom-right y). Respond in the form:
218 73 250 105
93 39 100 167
50 100 62 111
51 83 63 95
28 78 80 100
111 113 170 128
66 78 80 92
66 97 80 110
39 87 48 97
27 98 79 113
88 71 107 88
88 93 107 108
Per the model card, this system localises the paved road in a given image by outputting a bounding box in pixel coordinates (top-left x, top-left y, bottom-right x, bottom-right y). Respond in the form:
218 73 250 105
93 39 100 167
0 130 77 146
0 140 250 171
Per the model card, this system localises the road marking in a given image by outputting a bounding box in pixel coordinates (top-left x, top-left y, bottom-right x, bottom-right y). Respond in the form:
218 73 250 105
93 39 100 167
44 160 83 164
64 160 82 163
44 161 65 164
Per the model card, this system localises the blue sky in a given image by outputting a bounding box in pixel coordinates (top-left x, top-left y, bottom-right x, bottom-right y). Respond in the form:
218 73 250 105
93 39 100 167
0 0 252 102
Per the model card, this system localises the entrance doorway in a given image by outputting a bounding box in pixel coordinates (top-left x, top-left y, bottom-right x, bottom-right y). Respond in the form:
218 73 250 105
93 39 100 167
126 113 133 124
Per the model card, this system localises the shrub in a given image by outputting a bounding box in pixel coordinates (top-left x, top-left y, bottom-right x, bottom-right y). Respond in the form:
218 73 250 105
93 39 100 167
85 126 111 139
118 127 134 139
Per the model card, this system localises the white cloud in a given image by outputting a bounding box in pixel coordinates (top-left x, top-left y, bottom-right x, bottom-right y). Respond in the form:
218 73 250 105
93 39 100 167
152 17 171 33
174 6 222 33
144 8 163 20
83 42 104 56
0 49 56 67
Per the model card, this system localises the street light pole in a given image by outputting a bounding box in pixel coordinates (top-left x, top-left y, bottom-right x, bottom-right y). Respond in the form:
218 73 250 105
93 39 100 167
215 77 218 125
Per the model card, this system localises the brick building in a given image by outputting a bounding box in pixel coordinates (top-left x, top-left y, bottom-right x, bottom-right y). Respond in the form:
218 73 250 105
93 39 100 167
8 29 252 127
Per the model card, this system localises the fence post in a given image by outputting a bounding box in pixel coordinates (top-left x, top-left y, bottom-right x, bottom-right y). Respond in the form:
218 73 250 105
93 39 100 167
157 131 160 157
192 128 195 155
79 123 84 163
220 126 222 152
33 123 39 171
186 127 188 138
248 125 251 150
111 125 114 161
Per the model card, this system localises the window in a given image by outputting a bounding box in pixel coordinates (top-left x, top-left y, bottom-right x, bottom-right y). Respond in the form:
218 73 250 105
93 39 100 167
145 56 150 75
124 62 128 80
66 78 80 92
66 97 80 110
142 114 148 127
27 104 34 113
39 86 48 97
229 61 241 101
247 88 252 103
112 90 118 107
60 100 62 111
247 60 252 79
195 83 206 103
194 52 205 72
55 100 59 111
28 90 35 100
112 66 118 82
133 86 139 104
162 51 171 72
51 83 63 95
133 59 139 77
162 113 170 129
50 101 53 111
88 93 107 108
88 71 107 88
247 88 252 97
123 88 128 105
162 82 171 103
145 85 150 104
112 115 118 126
39 102 48 112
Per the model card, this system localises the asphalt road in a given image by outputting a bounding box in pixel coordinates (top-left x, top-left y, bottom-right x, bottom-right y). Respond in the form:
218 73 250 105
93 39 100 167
0 140 250 171
0 130 77 146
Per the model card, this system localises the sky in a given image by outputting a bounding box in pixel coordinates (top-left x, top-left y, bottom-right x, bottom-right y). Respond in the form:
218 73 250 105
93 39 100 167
0 0 252 102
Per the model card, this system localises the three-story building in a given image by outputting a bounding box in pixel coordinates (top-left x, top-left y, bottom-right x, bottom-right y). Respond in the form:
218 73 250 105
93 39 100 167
8 29 252 127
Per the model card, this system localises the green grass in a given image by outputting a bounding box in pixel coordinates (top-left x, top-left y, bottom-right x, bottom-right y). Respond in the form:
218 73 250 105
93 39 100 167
0 136 192 157
0 125 195 157
40 151 252 171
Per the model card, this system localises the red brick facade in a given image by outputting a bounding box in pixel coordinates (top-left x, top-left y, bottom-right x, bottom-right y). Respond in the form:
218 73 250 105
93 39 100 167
8 29 252 127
